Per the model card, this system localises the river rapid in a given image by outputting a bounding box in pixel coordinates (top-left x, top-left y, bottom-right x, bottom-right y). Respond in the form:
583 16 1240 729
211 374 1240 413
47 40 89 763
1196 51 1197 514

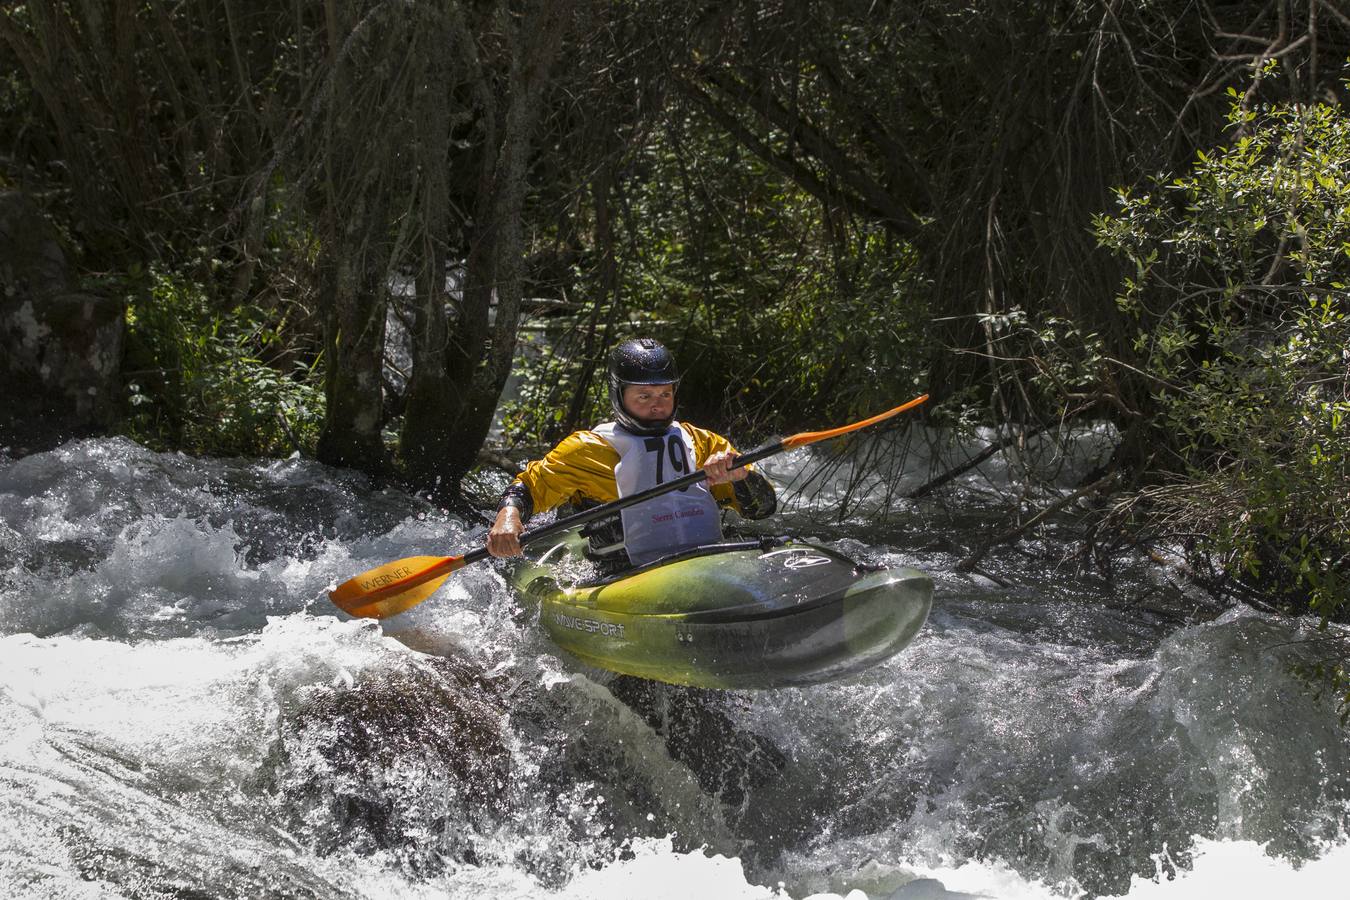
2 434 1348 899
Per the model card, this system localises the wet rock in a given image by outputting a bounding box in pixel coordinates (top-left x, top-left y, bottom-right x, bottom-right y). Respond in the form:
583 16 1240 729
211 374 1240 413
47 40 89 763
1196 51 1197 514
0 191 124 454
277 654 512 872
887 877 986 900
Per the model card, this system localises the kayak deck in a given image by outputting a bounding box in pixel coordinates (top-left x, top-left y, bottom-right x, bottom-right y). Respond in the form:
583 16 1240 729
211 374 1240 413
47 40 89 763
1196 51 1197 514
509 531 932 689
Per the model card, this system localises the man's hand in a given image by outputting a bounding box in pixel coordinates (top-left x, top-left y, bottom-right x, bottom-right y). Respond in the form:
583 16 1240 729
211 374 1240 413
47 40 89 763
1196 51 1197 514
703 450 747 485
488 507 525 557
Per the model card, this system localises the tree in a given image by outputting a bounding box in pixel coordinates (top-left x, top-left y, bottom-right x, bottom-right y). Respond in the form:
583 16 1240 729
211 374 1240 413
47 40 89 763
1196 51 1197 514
666 0 1349 425
1096 91 1350 620
399 0 576 489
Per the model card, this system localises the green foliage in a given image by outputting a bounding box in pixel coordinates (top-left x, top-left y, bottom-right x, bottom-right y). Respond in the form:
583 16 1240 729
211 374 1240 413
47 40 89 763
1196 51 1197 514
497 330 609 447
121 269 325 458
1095 88 1350 622
501 108 930 448
672 216 929 436
970 304 1113 423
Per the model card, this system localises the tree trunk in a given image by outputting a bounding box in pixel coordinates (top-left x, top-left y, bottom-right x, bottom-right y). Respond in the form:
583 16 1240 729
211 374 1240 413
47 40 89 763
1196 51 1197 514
313 0 390 474
315 197 388 473
559 164 619 437
400 0 574 490
399 3 457 489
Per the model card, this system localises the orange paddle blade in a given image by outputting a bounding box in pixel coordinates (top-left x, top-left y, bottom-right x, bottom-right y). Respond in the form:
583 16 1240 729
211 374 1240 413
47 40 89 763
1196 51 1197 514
329 554 465 617
781 394 929 449
345 573 455 619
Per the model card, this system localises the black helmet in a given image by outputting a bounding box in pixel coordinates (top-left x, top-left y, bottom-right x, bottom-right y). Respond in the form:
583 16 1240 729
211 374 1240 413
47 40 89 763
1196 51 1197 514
607 338 679 435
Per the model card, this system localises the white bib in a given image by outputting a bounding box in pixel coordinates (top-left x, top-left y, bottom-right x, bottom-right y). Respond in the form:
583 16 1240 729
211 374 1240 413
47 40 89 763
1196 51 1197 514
593 421 723 566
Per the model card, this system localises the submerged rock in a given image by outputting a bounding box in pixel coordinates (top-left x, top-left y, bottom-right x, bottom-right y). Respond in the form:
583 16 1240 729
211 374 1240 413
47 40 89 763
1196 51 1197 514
276 653 512 871
887 877 986 900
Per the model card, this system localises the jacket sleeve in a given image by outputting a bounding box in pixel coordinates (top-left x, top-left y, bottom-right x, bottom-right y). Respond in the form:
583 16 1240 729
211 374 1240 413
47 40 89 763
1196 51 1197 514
731 470 777 520
680 423 777 520
498 431 621 522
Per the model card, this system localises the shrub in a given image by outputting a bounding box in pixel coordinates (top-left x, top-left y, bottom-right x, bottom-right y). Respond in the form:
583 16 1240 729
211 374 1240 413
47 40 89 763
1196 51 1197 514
121 268 325 457
1095 85 1350 621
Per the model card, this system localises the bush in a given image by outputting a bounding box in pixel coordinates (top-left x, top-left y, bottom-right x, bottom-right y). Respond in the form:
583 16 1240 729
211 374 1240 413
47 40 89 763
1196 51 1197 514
121 268 325 457
1094 85 1350 622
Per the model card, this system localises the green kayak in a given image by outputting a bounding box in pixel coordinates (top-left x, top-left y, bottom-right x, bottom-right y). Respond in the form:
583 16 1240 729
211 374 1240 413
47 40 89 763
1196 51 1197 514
509 530 932 689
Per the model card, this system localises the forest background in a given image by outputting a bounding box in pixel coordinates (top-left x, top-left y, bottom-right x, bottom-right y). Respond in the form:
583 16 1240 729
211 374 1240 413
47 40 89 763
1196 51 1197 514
1 2 1348 693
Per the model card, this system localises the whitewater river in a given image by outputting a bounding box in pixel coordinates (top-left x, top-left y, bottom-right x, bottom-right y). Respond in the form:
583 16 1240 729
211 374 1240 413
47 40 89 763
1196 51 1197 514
2 435 1348 899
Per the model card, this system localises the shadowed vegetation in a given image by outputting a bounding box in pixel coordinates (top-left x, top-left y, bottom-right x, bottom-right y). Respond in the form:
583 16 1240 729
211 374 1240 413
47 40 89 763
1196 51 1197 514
2 3 1348 653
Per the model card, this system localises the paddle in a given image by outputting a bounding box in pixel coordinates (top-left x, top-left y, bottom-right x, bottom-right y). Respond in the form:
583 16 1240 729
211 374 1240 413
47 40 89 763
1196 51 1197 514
329 393 929 619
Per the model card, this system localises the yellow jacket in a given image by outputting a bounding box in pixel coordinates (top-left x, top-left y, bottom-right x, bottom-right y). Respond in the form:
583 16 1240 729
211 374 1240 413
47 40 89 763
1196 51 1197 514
513 422 749 514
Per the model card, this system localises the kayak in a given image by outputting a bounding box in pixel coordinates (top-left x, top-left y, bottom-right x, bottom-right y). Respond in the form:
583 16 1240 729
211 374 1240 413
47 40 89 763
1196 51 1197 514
508 530 932 689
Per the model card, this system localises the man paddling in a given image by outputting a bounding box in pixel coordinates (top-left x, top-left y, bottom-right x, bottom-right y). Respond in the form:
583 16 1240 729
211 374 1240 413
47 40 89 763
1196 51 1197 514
487 338 776 569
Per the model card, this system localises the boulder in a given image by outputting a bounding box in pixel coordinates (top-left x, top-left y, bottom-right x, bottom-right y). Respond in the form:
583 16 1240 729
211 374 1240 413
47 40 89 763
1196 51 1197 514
279 654 513 870
0 191 124 453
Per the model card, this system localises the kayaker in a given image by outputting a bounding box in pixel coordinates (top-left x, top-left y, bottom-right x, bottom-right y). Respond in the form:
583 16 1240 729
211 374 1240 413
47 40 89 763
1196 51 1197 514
487 338 777 568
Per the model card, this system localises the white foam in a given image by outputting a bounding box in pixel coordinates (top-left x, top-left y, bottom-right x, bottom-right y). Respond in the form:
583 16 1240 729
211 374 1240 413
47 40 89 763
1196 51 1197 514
1106 837 1350 898
559 840 785 899
4 437 1350 900
0 615 410 777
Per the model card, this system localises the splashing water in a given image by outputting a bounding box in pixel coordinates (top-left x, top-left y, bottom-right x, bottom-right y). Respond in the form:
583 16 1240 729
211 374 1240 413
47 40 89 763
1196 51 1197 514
2 437 1348 899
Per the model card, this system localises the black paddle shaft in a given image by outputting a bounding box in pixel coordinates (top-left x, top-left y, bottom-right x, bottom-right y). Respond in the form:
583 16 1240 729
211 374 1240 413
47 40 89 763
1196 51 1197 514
465 439 783 566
